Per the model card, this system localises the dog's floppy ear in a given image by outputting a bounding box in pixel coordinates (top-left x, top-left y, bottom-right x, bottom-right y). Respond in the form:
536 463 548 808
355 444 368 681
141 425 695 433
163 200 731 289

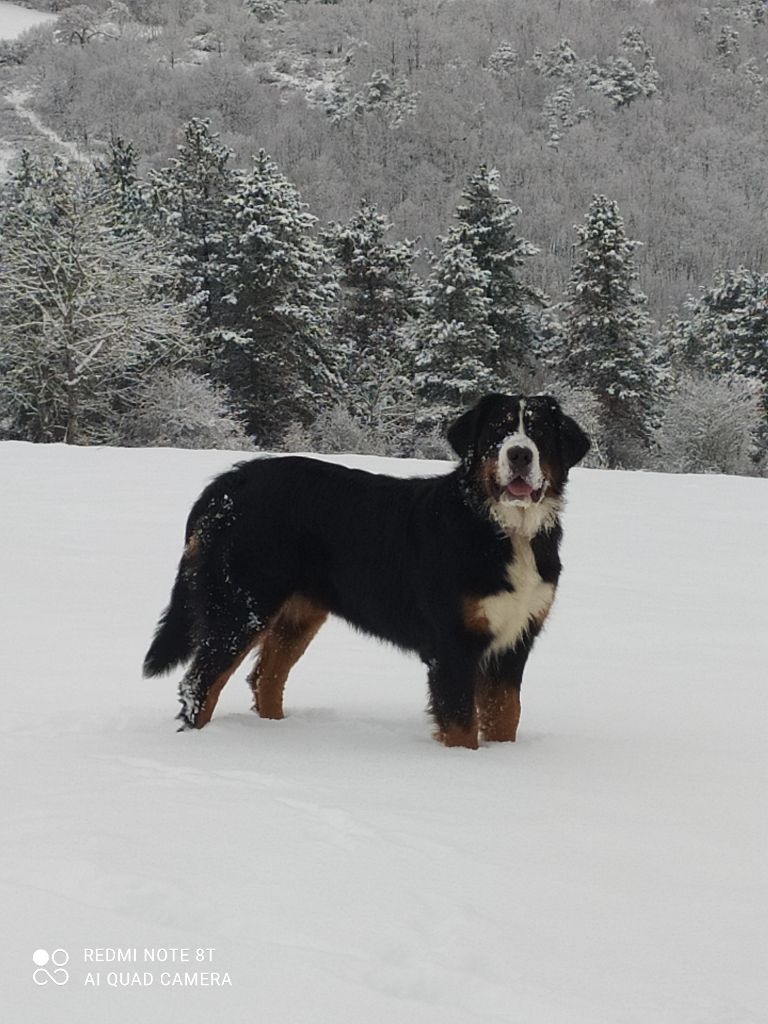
556 403 591 469
447 395 502 460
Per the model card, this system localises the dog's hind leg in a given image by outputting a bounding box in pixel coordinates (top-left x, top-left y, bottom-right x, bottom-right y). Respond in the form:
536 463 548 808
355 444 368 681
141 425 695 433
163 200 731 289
178 628 263 730
248 596 328 720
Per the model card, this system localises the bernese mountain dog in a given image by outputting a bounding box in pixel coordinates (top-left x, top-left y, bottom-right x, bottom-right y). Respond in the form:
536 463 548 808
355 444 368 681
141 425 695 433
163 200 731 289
144 394 590 749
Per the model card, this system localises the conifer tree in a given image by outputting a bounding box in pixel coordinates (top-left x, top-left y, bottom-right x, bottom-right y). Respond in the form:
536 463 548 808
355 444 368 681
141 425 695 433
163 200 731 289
529 39 579 79
488 41 519 78
454 164 545 375
325 199 419 351
558 195 655 466
668 267 768 403
322 200 421 445
587 31 659 109
94 136 145 226
716 25 739 70
247 0 283 22
148 118 236 326
215 150 341 442
543 86 591 149
413 227 498 425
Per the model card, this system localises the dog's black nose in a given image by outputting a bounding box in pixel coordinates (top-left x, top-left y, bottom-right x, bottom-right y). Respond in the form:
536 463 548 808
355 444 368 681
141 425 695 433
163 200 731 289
506 446 533 474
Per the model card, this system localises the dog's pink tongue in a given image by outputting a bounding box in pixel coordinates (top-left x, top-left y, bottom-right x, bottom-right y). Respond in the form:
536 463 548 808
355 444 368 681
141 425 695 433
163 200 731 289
506 478 533 498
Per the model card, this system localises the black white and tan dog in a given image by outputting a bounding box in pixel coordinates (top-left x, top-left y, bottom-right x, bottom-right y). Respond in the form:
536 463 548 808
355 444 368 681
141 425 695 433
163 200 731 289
144 394 590 749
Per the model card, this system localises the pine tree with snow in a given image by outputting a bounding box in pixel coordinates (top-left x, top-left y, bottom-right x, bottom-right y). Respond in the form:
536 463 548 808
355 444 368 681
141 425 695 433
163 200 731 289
667 267 768 404
488 40 519 78
529 39 580 79
587 55 642 108
94 136 145 226
558 195 655 466
0 155 191 444
322 200 421 449
148 118 236 327
620 27 647 55
246 0 283 22
543 86 590 148
324 199 419 352
454 164 545 376
413 226 499 427
716 25 740 70
587 31 660 109
357 70 418 128
214 150 342 443
695 9 713 34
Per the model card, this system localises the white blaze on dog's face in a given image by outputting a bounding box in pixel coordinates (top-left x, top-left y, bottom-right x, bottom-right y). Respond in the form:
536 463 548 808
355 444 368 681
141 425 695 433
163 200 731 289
496 400 546 508
447 394 591 538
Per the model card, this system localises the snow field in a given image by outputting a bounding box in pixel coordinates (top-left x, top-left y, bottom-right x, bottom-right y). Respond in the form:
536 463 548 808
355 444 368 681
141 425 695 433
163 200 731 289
1 441 766 1023
0 1 54 40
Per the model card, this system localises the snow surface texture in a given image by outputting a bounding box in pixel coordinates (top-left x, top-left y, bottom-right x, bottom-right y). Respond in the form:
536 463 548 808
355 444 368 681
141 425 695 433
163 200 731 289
0 1 54 40
1 441 766 1023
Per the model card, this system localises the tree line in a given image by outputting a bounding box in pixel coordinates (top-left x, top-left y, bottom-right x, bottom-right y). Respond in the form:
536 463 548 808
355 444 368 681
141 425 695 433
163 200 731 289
0 121 765 475
5 0 768 324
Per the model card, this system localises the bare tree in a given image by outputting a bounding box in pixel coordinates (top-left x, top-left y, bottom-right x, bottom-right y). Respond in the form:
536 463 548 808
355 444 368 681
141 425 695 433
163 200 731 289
0 156 192 444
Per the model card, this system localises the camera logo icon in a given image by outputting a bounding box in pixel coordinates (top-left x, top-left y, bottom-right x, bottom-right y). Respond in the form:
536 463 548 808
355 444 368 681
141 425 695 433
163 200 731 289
32 949 70 986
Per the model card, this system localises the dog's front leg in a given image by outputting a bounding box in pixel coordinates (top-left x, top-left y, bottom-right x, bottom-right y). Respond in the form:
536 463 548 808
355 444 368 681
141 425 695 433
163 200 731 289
476 644 532 742
427 648 481 749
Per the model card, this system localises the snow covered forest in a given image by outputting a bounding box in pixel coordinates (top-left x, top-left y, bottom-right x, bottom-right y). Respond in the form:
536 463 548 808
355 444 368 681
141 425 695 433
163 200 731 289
0 0 766 472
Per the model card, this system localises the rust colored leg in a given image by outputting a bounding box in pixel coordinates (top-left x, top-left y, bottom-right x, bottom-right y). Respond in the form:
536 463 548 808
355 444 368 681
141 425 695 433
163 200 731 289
435 716 480 750
249 596 327 720
178 632 262 730
476 682 521 742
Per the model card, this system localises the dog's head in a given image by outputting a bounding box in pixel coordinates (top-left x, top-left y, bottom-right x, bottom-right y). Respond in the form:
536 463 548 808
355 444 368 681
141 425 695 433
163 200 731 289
447 394 590 535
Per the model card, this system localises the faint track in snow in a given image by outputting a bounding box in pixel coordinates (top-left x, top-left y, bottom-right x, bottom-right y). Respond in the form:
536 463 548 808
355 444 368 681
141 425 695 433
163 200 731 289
5 87 89 165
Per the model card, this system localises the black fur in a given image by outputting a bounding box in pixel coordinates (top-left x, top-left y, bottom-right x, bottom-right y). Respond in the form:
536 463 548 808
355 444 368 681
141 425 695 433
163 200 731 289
144 394 589 747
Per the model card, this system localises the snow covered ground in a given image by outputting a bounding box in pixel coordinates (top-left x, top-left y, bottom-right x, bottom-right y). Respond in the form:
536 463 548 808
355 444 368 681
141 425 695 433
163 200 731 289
0 0 54 40
1 440 766 1023
0 5 60 177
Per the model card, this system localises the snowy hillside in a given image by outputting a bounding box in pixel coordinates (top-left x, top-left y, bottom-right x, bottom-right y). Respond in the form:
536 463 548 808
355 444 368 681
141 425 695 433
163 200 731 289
0 1 54 39
2 441 766 1023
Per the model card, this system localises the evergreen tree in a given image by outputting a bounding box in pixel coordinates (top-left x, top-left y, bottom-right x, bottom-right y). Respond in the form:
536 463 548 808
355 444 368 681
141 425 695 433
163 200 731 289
347 70 419 129
148 118 236 327
488 41 519 78
413 227 499 425
558 195 655 466
94 136 145 226
247 0 284 22
454 164 545 375
324 199 419 351
0 155 191 444
529 39 580 79
543 86 591 149
587 32 659 109
215 150 341 443
322 200 421 448
667 267 768 405
716 25 739 70
695 9 713 34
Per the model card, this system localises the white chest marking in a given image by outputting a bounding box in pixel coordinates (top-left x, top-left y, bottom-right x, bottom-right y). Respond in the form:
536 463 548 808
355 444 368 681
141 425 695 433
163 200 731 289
477 536 556 656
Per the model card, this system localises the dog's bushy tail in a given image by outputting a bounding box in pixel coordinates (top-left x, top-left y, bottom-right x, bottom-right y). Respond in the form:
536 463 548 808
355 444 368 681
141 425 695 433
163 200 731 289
143 567 194 677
